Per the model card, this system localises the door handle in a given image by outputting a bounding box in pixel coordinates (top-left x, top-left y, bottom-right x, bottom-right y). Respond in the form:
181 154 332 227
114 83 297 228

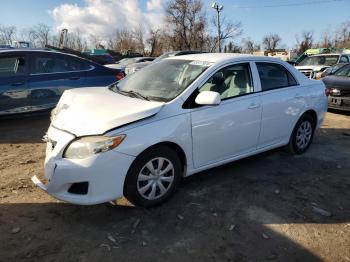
11 82 25 86
248 103 261 110
68 77 80 80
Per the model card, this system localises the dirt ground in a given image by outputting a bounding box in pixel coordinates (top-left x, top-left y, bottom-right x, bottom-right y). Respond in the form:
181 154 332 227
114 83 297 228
0 111 349 262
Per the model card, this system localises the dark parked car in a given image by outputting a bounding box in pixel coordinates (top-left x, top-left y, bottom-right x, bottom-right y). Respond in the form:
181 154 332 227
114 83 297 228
323 63 350 111
0 49 123 116
316 63 348 79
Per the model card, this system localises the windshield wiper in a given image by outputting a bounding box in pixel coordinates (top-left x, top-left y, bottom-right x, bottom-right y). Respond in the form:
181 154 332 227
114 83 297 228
126 90 150 101
110 84 150 101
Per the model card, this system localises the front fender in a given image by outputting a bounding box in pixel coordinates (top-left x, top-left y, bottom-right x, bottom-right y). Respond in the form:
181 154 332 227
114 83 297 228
110 113 193 173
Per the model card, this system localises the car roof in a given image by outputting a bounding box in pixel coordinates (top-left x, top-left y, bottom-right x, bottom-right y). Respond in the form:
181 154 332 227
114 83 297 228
166 52 290 64
0 48 95 61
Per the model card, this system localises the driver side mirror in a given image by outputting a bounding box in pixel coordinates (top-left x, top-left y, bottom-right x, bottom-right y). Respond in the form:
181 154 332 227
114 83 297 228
195 91 221 106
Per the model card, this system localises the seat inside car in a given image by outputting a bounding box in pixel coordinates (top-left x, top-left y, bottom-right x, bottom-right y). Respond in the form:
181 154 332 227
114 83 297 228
221 70 250 98
200 71 229 94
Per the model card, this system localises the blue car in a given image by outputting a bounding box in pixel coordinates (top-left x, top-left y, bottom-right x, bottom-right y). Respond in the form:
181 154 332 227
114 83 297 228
0 49 124 116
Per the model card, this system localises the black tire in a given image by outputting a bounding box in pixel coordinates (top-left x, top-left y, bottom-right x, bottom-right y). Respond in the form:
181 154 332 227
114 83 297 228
287 114 315 154
124 145 182 207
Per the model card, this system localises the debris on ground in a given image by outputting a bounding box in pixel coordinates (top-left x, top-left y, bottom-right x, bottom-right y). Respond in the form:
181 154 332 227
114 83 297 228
229 224 236 231
274 189 280 194
262 233 270 240
99 244 111 251
133 219 141 229
312 206 332 217
177 214 184 220
20 159 36 165
107 234 117 243
11 227 21 234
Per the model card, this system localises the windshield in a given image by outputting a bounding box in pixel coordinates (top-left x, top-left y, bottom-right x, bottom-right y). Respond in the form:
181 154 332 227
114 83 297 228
110 59 209 102
334 64 350 77
299 55 339 66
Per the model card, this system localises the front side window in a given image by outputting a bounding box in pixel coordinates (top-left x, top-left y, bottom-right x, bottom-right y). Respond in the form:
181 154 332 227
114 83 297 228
110 59 209 101
0 56 26 77
32 54 86 74
257 63 297 91
334 64 350 77
199 63 253 99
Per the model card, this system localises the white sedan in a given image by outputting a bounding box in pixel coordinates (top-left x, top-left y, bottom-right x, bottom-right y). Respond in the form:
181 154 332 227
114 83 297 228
32 53 327 207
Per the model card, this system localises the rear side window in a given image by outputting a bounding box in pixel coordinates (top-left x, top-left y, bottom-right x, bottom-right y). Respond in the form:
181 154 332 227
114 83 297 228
0 56 26 76
256 62 297 91
31 53 89 74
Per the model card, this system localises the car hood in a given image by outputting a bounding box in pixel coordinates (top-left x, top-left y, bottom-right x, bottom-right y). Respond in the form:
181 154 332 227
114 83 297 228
295 65 329 71
322 75 350 90
51 87 164 136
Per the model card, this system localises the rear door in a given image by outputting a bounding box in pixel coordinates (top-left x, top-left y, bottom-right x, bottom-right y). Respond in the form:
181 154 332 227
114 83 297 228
28 52 87 112
255 62 302 148
0 52 30 115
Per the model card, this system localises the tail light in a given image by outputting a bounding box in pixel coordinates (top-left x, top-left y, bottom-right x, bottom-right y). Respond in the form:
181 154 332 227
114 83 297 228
116 72 125 81
325 88 332 96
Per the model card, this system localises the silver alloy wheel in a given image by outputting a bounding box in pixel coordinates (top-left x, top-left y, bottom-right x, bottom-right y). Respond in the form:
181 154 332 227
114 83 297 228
296 121 312 149
137 157 175 200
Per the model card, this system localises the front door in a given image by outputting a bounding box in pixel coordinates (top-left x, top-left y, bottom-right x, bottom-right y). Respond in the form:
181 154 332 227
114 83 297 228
191 63 262 168
0 53 29 115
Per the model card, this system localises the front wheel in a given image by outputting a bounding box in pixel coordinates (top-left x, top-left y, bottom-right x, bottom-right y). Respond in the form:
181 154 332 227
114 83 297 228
124 146 182 207
287 114 315 154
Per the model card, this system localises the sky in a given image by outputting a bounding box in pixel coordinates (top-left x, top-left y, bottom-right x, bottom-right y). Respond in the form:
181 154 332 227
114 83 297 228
1 0 350 48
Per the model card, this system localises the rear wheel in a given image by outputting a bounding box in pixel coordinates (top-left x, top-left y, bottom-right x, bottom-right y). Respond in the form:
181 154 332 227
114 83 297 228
124 146 182 207
287 114 315 154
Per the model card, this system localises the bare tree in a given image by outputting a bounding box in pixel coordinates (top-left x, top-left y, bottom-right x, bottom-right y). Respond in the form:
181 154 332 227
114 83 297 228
262 33 281 52
107 29 137 53
319 30 333 48
211 16 242 52
67 30 87 51
241 38 260 54
0 25 16 45
295 31 314 54
147 29 166 56
34 24 51 47
134 26 145 55
165 0 207 50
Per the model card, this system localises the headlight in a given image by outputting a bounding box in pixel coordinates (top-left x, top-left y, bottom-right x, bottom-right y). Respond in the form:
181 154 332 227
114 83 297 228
64 135 126 159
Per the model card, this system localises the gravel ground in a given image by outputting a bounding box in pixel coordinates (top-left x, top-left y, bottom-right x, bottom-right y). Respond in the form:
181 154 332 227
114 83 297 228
0 111 349 262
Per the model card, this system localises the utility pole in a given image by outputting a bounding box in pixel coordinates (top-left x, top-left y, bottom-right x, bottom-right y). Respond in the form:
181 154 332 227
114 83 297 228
211 2 223 52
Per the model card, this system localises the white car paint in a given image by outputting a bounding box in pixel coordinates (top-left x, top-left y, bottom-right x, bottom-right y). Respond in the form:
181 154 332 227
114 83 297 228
32 53 328 205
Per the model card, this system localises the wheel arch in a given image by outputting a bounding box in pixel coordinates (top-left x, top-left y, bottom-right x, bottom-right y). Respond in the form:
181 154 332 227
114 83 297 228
287 108 318 144
122 141 188 198
302 109 318 127
145 142 187 175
